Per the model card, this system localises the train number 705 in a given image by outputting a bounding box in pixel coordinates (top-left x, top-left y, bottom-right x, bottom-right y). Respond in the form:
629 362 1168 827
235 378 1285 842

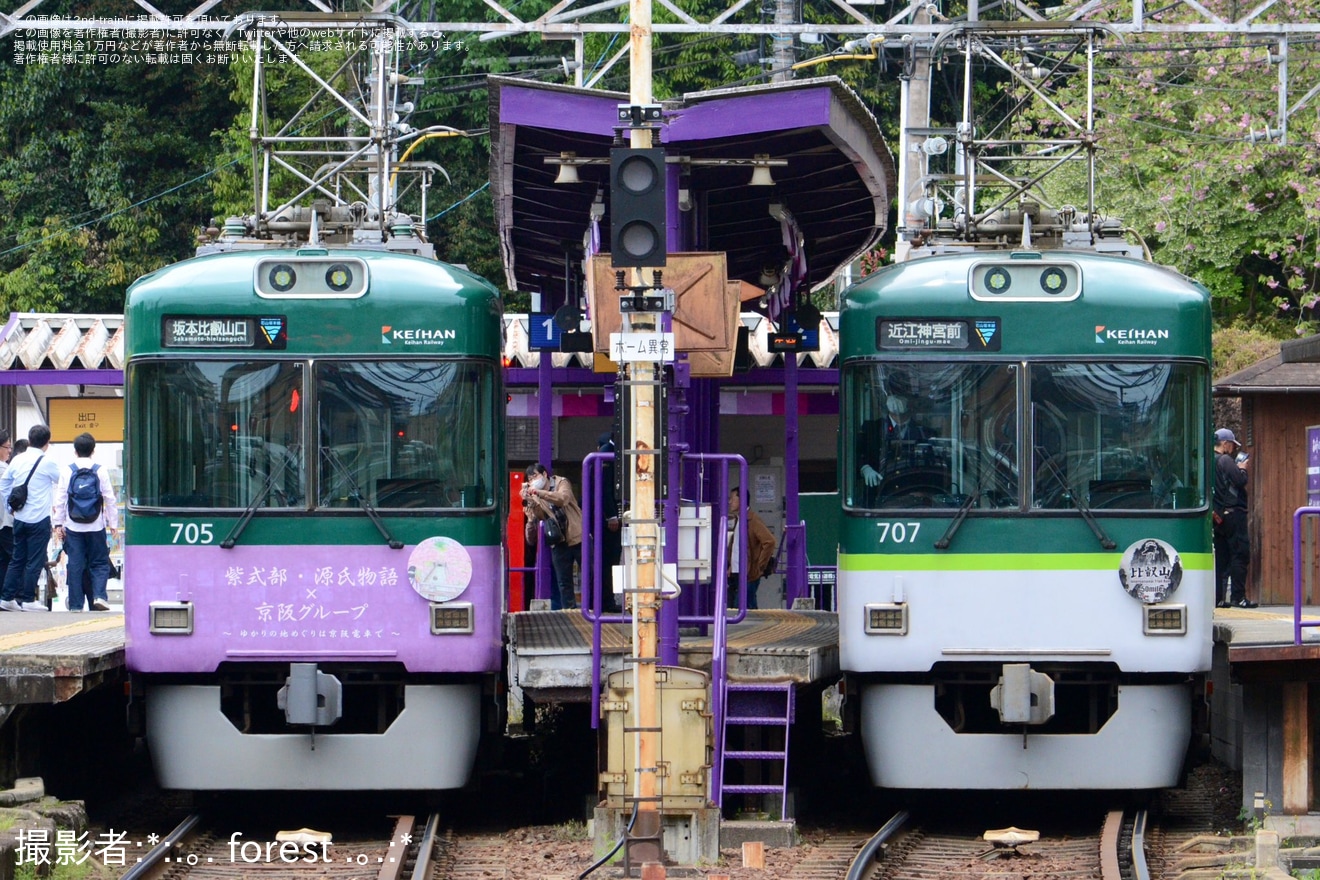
876 522 921 543
170 522 215 544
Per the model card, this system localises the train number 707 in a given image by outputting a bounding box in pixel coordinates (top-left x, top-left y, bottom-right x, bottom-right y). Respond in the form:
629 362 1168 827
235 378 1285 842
876 522 921 543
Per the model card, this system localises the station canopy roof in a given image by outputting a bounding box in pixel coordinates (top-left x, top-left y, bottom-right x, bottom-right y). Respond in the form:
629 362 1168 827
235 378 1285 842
489 75 894 304
0 313 124 385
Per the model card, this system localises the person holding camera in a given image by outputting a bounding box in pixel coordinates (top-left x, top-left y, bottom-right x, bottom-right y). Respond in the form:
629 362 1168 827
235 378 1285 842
522 463 582 611
1213 427 1255 609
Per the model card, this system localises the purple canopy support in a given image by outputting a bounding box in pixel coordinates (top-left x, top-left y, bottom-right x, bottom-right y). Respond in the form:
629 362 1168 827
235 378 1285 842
783 346 807 607
535 351 554 603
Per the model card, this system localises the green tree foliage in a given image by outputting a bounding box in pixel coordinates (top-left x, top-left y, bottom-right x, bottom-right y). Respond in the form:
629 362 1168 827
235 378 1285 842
1035 8 1320 347
1214 324 1282 379
0 32 235 313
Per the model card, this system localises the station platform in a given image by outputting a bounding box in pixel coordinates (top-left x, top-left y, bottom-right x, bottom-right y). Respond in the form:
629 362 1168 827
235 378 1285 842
0 608 125 705
1209 603 1320 818
506 608 839 701
1214 602 1320 653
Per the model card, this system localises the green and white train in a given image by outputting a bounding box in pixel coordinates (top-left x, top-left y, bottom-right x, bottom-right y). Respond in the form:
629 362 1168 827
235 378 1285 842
837 250 1212 789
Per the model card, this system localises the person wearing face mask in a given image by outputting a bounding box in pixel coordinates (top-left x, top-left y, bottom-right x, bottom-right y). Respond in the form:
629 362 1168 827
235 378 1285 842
857 393 931 496
521 462 582 611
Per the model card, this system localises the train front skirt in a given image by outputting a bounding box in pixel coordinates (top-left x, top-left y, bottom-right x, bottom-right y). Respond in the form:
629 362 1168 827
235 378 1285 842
859 681 1191 789
146 683 481 790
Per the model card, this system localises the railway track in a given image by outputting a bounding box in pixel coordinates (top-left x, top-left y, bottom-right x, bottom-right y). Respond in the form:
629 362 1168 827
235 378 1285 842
120 812 443 880
845 808 1147 880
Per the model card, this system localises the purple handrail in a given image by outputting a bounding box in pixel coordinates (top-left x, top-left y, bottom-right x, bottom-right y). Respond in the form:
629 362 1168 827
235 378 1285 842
687 454 748 808
1293 507 1320 644
581 451 623 730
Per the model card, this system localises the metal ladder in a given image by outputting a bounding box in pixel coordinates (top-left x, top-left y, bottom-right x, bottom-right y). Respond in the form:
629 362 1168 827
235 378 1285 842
718 681 795 820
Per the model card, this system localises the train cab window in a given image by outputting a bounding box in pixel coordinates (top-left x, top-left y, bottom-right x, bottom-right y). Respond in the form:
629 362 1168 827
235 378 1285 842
128 361 306 508
1029 362 1206 512
315 360 498 510
844 363 1019 511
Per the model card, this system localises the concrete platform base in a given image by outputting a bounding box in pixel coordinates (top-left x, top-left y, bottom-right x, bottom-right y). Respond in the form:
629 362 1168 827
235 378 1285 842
593 806 722 866
720 819 798 848
1265 814 1320 839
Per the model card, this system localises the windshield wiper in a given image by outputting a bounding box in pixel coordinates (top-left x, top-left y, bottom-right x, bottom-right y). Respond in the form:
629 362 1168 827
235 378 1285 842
320 447 404 550
1036 450 1116 551
221 444 299 550
934 491 980 550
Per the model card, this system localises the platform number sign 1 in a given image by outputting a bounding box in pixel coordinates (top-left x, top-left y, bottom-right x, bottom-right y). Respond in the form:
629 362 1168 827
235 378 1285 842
529 313 562 351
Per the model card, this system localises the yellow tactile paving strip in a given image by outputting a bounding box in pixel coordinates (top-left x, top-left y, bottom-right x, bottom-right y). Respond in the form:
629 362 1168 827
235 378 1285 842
0 614 123 652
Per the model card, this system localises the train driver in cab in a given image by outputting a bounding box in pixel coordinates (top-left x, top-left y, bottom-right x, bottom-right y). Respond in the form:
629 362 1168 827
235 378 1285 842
858 392 931 490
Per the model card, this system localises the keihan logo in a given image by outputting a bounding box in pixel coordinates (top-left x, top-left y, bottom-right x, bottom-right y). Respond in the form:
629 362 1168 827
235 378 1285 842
381 326 458 344
974 321 997 346
1097 325 1170 344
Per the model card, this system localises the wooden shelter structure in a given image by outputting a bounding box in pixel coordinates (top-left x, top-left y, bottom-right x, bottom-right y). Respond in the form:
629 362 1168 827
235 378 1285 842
1214 334 1320 604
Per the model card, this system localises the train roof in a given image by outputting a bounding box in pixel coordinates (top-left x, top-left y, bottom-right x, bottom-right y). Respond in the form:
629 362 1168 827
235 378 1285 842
839 250 1212 360
127 248 500 308
125 249 503 359
844 250 1208 305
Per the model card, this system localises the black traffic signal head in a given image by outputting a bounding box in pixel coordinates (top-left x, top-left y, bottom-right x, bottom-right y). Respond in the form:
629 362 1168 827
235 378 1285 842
610 147 667 268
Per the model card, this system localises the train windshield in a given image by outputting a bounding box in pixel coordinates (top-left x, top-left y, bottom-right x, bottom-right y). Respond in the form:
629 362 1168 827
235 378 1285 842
129 359 498 510
843 360 1206 513
129 361 306 508
316 361 497 510
844 363 1019 510
1030 362 1205 511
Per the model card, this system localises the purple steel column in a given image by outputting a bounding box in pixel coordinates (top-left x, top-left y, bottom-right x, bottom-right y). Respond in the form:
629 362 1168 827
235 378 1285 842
678 378 708 621
694 378 719 617
583 450 607 726
784 347 804 606
658 159 687 665
659 316 681 667
536 348 554 601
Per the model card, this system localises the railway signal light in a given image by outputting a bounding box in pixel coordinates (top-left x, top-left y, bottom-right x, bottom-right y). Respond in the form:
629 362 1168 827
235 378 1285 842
610 147 667 268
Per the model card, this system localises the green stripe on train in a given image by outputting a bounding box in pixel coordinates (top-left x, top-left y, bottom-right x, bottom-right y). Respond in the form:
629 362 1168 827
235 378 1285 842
838 552 1214 571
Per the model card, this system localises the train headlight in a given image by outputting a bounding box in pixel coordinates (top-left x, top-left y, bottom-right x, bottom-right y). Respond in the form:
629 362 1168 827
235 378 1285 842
1143 604 1186 635
325 263 354 292
268 264 297 292
431 602 474 634
864 603 908 635
149 601 194 635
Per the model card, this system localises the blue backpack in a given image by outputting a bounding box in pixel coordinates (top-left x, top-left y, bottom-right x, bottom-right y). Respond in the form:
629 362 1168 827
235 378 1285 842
67 464 103 524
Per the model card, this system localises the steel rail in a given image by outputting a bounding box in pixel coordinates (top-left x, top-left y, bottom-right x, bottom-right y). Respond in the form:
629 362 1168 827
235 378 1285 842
844 810 910 880
118 813 202 880
408 813 442 880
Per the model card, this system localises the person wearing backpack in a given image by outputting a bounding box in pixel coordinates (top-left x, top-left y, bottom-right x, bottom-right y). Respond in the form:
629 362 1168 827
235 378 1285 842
0 425 65 612
53 432 120 612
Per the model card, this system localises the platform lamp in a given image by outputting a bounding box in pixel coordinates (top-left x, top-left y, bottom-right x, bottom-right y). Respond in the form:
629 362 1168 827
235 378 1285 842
749 154 777 186
544 152 609 185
